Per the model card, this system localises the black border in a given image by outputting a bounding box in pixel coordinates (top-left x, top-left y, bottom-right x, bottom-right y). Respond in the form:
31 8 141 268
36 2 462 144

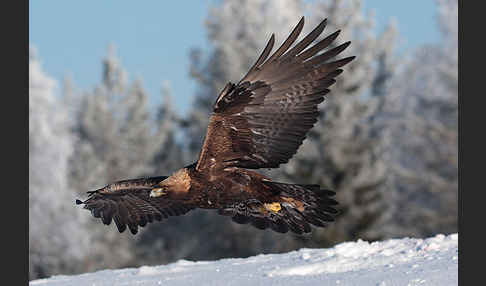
458 0 480 285
6 0 28 283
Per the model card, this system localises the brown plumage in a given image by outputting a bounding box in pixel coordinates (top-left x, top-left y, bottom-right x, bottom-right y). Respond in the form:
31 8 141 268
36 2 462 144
76 17 354 235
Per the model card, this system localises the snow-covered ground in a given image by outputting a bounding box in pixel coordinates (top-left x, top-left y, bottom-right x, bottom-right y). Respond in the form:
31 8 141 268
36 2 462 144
30 233 458 286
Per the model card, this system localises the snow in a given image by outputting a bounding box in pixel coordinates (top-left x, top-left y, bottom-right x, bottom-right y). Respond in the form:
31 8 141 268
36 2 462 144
30 233 458 286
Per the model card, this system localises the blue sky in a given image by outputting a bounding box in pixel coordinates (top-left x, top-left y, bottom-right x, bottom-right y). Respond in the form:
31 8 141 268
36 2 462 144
29 0 440 116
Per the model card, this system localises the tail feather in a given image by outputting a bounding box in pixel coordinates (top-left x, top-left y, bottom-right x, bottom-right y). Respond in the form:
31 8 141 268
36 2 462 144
217 181 338 234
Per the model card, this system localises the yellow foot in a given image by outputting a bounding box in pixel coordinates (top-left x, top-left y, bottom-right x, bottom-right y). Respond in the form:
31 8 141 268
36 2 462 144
264 202 282 213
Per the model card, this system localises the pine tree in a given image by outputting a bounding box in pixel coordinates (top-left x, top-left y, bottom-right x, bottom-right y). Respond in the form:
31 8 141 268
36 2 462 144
29 47 90 279
376 0 458 238
151 81 184 175
67 45 176 273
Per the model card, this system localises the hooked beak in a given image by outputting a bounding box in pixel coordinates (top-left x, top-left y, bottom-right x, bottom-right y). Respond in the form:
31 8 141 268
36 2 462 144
150 188 167 198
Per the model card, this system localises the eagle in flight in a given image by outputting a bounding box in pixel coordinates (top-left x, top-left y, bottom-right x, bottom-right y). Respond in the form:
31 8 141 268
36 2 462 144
76 17 355 235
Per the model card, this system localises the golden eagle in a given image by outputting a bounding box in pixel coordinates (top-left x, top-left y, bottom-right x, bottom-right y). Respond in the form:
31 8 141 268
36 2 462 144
76 17 354 235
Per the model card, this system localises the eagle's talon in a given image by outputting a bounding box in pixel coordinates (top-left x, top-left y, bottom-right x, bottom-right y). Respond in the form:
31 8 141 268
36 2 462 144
264 202 282 213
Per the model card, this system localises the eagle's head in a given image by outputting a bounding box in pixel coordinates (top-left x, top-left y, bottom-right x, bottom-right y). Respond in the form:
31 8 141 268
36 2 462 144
149 168 192 199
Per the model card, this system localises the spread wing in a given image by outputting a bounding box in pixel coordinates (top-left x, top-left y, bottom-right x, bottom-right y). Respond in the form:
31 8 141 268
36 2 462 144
196 17 355 172
76 177 195 235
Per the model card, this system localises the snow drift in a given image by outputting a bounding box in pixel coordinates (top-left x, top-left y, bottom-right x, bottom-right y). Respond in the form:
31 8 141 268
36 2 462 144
30 233 458 286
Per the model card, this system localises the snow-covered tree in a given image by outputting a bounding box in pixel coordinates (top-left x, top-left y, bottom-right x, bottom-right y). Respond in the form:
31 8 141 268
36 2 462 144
151 81 184 175
29 47 90 279
67 45 179 273
376 0 458 238
70 45 164 191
